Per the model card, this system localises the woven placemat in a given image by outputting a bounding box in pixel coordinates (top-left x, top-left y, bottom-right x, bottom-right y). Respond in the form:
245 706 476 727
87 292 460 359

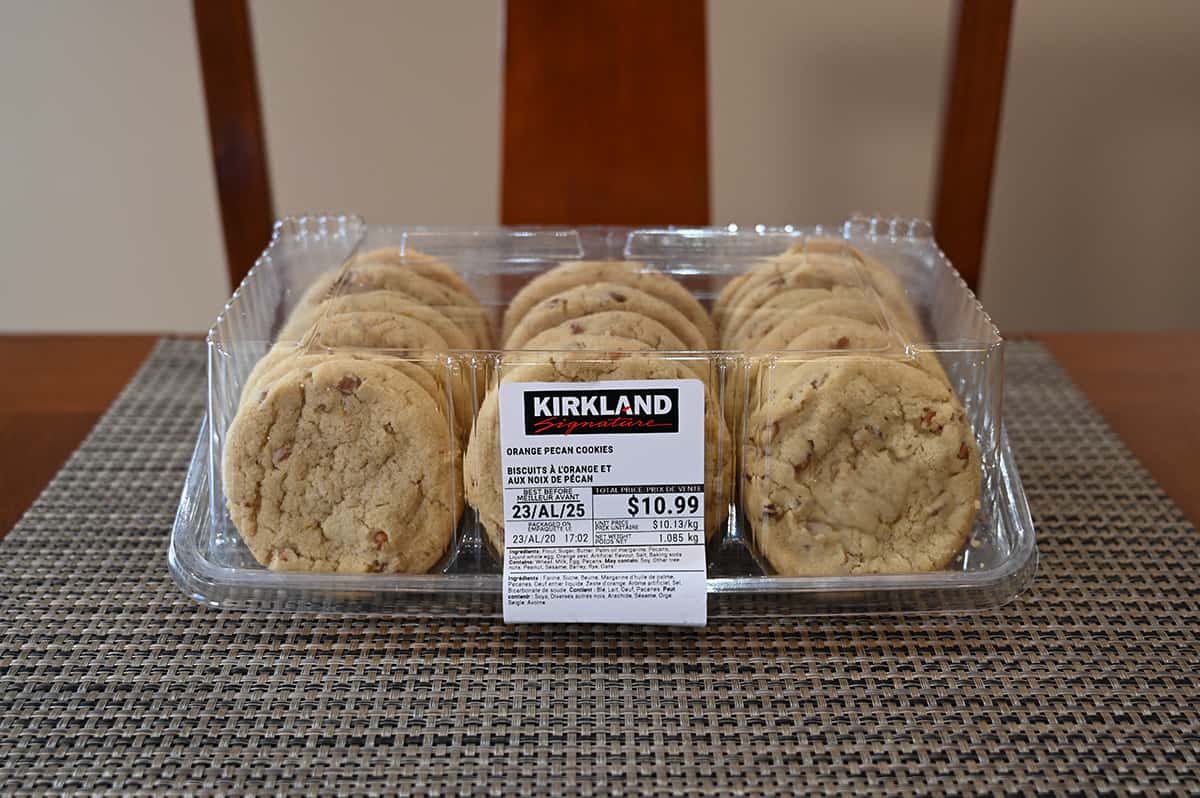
1 339 1197 796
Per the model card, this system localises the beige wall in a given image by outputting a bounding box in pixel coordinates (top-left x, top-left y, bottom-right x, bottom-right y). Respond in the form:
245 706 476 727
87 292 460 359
709 0 1200 332
982 0 1200 331
0 0 227 333
1 0 1196 333
708 0 952 224
249 0 502 225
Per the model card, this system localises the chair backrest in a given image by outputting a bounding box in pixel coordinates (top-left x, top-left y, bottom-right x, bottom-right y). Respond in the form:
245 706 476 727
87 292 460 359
501 0 709 228
194 0 274 291
195 0 1012 292
932 1 1014 292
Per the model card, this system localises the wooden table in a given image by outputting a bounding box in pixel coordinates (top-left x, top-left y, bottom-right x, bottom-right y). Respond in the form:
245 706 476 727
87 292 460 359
2 333 1198 537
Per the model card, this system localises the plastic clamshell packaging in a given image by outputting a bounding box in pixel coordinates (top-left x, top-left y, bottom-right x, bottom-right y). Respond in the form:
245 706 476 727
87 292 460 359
169 215 1036 616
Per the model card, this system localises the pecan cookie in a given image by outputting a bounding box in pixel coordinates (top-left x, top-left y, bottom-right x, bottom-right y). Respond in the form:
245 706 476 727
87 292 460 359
522 311 709 381
754 316 950 386
464 346 733 555
715 246 920 339
786 239 909 296
717 255 871 334
504 282 708 351
502 260 717 347
786 240 922 334
742 356 980 576
291 262 492 348
713 252 852 331
222 358 462 573
513 331 651 356
309 311 473 439
240 346 447 421
720 286 826 348
308 310 449 357
726 290 895 351
766 317 900 355
723 316 909 435
280 290 474 350
347 246 473 295
740 313 887 355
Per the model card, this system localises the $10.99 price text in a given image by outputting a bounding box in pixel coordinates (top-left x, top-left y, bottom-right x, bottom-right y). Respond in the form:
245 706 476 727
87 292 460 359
625 494 700 517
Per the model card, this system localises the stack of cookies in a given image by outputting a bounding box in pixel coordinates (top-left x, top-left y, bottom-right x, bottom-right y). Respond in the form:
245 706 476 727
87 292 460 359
222 248 489 574
221 241 982 580
725 242 982 576
464 260 733 556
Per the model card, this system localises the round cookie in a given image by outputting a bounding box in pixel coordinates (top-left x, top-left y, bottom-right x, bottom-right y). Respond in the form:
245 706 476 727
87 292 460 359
742 356 980 576
720 287 842 348
514 331 651 356
292 264 492 348
502 260 717 347
772 318 899 354
748 302 892 352
715 246 919 338
309 310 449 357
348 246 473 295
736 314 883 359
522 311 709 381
464 351 733 555
768 320 950 385
526 310 688 350
724 317 905 436
333 262 493 348
785 238 898 291
714 252 842 332
505 282 708 352
280 290 474 350
309 311 473 439
785 238 896 288
719 256 872 333
222 358 462 573
240 345 447 420
723 287 888 350
786 239 923 335
734 320 942 433
714 252 864 333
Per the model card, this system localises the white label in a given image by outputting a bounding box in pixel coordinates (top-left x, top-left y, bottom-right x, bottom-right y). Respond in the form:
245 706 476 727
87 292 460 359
498 378 707 626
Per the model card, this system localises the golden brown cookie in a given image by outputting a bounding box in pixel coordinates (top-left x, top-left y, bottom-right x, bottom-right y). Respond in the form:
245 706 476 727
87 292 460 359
280 290 474 350
347 246 473 295
716 255 870 335
502 260 717 347
786 239 923 335
725 289 894 350
309 311 473 439
222 358 462 573
714 252 844 333
505 282 708 352
714 244 922 341
240 345 447 421
291 263 492 348
742 356 980 576
521 311 710 381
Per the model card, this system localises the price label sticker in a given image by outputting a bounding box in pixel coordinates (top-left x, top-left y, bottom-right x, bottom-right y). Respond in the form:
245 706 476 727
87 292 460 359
498 379 707 626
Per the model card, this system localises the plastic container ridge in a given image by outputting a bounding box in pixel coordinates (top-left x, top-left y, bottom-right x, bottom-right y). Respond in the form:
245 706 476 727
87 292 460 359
168 214 1037 616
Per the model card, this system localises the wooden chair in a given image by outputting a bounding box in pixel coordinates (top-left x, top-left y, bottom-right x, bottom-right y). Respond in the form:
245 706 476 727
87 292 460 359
195 0 1012 292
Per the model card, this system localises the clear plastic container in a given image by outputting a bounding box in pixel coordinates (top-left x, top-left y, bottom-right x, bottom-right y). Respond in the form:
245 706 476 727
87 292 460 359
169 214 1037 616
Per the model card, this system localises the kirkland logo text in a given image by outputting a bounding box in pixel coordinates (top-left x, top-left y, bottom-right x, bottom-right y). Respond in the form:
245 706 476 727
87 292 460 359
523 388 679 436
